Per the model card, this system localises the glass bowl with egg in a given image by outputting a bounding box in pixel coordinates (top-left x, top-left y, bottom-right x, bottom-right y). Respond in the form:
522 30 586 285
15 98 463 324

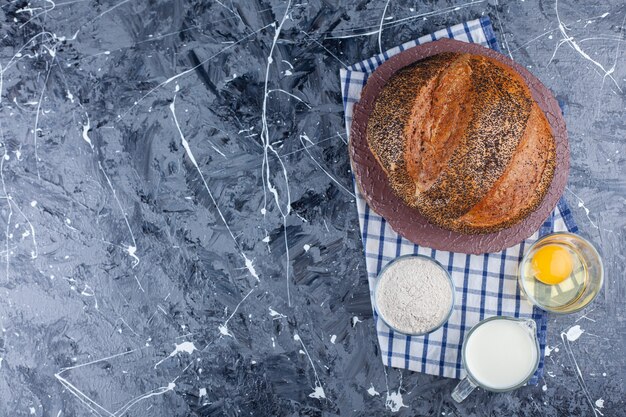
373 254 456 336
518 232 603 314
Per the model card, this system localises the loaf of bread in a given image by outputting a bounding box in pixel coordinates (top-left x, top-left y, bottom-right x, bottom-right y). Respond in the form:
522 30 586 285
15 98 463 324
366 52 556 234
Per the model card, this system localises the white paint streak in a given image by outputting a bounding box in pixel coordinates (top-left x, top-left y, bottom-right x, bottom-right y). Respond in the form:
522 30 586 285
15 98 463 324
575 309 596 323
113 382 176 417
81 114 93 148
154 341 197 368
98 161 138 267
560 331 602 417
269 307 286 319
78 110 137 266
309 384 326 399
367 384 380 396
209 141 226 158
33 65 52 180
80 284 98 310
494 0 513 59
120 23 273 119
301 133 315 146
134 275 145 292
127 245 139 266
55 349 139 416
545 345 558 357
11 199 38 259
2 145 14 281
300 30 348 67
260 2 294 306
170 95 259 281
294 333 326 400
218 323 232 337
324 1 485 40
566 187 599 228
267 89 311 108
565 324 584 342
243 255 260 282
378 0 391 55
218 288 255 338
553 0 622 92
298 133 355 198
71 0 132 40
386 390 407 412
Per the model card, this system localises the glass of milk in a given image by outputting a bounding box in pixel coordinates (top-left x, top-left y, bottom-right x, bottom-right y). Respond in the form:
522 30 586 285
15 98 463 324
451 316 540 402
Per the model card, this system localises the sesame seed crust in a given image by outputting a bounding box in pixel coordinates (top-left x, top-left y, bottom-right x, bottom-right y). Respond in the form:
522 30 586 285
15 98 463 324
366 52 557 234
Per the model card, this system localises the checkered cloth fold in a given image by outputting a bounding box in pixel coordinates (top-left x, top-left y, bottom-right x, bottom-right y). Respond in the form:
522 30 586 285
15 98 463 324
340 16 577 383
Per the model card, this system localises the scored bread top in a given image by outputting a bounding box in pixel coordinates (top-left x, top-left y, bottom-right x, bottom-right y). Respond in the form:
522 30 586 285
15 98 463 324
365 52 556 234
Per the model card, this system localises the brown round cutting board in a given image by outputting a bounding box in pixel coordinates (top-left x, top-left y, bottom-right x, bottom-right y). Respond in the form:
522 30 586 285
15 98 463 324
349 38 569 254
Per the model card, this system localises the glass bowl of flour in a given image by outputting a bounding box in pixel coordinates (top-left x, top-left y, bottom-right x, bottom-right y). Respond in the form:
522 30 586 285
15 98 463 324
374 255 455 335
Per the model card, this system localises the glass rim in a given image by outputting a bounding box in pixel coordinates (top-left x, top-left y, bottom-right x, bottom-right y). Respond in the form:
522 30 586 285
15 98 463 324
518 231 604 314
373 254 455 336
461 316 540 392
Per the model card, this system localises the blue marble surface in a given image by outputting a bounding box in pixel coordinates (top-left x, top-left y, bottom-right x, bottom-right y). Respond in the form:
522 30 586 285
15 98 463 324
0 0 624 416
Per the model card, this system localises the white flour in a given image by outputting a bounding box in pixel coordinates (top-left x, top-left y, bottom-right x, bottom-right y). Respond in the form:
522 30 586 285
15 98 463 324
375 257 453 334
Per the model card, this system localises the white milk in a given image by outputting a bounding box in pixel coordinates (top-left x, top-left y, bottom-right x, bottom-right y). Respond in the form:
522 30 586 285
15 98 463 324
464 319 538 390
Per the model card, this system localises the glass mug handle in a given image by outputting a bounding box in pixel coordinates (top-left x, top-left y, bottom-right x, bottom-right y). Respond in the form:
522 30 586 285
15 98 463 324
451 377 477 402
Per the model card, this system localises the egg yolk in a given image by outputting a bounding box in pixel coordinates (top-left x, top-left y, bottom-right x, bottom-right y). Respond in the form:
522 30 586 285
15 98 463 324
531 244 573 285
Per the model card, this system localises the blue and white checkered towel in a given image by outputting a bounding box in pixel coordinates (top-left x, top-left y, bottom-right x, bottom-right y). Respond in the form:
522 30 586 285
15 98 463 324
340 16 577 384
